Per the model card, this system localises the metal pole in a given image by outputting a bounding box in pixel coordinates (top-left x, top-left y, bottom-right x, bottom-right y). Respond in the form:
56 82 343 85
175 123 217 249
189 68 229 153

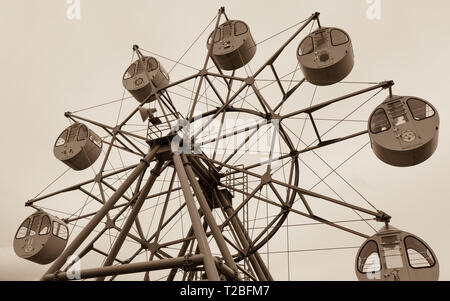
96 160 164 281
182 154 240 279
144 169 176 281
43 255 205 281
41 145 160 280
173 154 220 281
215 191 268 281
187 8 223 121
282 81 394 119
254 12 319 78
167 227 195 281
199 154 386 220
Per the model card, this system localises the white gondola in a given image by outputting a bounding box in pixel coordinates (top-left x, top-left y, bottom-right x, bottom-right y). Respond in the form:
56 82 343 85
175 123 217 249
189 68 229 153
207 20 256 71
356 225 439 281
122 56 169 103
368 95 439 167
13 211 69 265
54 123 103 170
297 27 354 86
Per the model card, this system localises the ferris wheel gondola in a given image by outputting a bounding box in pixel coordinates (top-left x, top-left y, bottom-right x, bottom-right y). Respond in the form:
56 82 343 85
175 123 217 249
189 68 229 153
297 27 354 86
368 95 439 167
356 225 439 281
13 210 69 264
53 123 103 170
207 20 256 71
122 53 170 103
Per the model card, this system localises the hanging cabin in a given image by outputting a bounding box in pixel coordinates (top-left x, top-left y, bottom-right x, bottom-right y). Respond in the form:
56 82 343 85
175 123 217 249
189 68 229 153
14 210 69 264
356 225 439 281
297 27 354 86
207 20 256 71
368 95 439 167
122 56 170 103
54 123 103 170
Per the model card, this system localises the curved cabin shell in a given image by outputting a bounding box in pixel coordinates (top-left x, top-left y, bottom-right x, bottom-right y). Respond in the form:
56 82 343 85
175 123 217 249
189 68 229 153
297 27 354 86
14 211 69 265
356 225 439 281
54 123 103 170
122 56 169 103
368 96 439 167
208 20 256 71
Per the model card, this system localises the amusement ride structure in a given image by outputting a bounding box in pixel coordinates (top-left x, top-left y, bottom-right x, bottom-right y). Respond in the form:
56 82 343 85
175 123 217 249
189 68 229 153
14 7 440 281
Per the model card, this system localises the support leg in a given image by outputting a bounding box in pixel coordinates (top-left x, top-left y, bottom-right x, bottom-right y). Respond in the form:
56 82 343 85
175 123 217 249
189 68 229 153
96 160 164 281
41 145 160 280
216 191 273 281
173 154 220 281
182 154 240 280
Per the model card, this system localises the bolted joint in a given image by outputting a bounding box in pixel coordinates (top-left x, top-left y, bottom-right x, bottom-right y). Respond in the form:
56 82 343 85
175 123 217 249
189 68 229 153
150 162 163 177
217 223 225 232
245 76 254 85
375 210 391 223
260 171 272 185
105 218 115 230
282 204 292 213
94 173 103 183
215 256 224 265
232 271 240 281
148 242 159 253
112 125 121 135
140 154 158 167
290 150 299 158
180 155 193 167
51 271 63 281
139 158 151 167
381 80 395 89
182 255 194 271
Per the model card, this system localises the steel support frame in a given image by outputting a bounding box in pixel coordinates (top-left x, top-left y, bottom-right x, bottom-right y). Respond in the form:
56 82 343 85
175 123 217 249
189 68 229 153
42 255 205 281
96 159 165 281
41 145 161 280
33 7 397 283
194 154 390 233
172 154 220 281
215 190 273 281
181 154 240 279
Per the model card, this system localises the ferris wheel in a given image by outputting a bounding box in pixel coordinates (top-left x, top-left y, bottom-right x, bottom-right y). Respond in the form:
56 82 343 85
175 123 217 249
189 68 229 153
13 7 440 281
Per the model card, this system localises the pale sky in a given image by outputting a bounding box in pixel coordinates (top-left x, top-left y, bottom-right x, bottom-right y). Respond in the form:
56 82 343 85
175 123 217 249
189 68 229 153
0 0 449 281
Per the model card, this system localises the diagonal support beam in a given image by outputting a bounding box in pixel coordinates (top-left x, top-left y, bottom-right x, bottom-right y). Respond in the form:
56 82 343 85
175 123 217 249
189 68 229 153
173 154 220 281
182 154 240 279
96 160 164 281
215 191 273 281
41 145 161 280
43 255 205 281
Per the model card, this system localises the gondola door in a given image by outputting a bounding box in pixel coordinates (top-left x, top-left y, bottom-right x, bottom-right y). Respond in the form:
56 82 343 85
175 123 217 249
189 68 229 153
385 99 422 151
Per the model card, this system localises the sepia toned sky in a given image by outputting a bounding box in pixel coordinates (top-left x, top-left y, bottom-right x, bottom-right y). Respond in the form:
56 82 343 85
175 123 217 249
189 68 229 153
0 0 449 280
